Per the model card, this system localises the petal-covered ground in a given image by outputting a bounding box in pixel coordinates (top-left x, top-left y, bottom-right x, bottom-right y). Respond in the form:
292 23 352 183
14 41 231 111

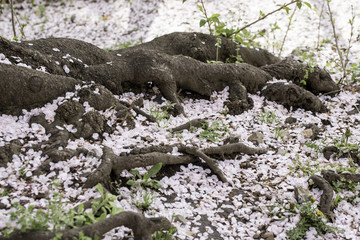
0 0 360 239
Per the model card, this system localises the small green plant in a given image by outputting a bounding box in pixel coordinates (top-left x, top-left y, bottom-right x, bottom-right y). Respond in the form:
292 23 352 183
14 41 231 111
195 120 228 143
150 102 176 125
2 183 122 238
127 163 163 211
134 190 154 211
126 162 163 190
294 49 317 86
207 37 222 63
289 154 318 177
258 109 278 124
153 213 177 240
274 126 286 140
333 128 359 159
286 201 342 240
347 62 360 83
331 177 359 193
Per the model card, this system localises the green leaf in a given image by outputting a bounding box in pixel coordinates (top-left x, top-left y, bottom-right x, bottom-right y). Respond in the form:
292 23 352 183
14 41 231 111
126 179 137 187
77 203 84 213
182 0 186 3
96 183 104 198
297 2 302 9
304 2 311 8
210 13 220 18
130 169 141 179
200 19 207 27
197 4 203 13
283 6 290 14
210 16 220 24
147 162 162 178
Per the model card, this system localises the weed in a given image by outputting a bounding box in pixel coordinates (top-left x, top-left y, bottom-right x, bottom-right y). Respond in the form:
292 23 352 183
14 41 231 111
286 201 342 240
127 163 163 211
194 120 228 143
207 37 222 63
2 182 122 237
258 109 278 124
126 162 163 190
274 126 287 140
153 213 177 240
333 128 359 159
149 102 176 126
134 190 154 211
331 177 359 193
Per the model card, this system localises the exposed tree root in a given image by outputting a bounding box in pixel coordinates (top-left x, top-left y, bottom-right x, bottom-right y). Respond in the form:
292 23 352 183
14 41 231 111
0 211 171 240
85 143 267 188
177 145 228 182
309 175 335 222
321 170 360 183
309 170 360 222
169 118 207 132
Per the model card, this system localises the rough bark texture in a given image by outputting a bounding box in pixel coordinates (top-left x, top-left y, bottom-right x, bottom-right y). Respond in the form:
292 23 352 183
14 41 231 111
309 175 335 222
1 31 339 116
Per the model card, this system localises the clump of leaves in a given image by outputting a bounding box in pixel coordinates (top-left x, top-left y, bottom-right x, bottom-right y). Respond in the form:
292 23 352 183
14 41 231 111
286 201 342 240
2 182 122 238
150 102 176 125
126 162 163 190
334 128 359 157
127 163 163 211
193 120 228 143
258 109 278 124
331 177 359 193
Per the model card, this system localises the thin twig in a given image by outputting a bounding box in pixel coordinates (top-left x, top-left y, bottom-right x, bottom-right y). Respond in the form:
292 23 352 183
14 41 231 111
326 0 345 83
342 5 356 85
10 0 16 38
199 0 212 35
316 1 325 49
228 0 299 38
278 5 297 57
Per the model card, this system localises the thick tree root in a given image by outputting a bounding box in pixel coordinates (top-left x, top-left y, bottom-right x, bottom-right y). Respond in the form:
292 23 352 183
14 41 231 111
308 170 360 222
177 145 228 182
0 211 171 240
85 143 267 188
309 175 335 222
321 170 360 183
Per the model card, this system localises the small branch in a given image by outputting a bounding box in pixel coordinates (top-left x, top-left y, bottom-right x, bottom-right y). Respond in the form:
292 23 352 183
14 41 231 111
342 5 356 85
10 0 16 38
278 5 297 57
228 0 299 38
199 0 212 35
316 1 325 49
326 0 345 83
